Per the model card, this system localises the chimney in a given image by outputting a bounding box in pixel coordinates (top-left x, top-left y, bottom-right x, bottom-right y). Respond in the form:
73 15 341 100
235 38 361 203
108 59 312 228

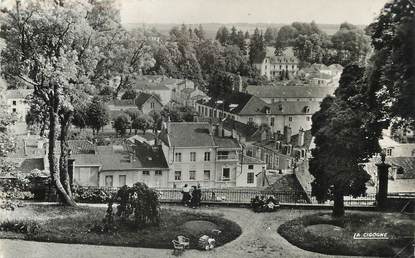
218 123 223 137
37 139 43 149
298 128 305 147
23 139 27 156
238 75 243 92
284 126 292 144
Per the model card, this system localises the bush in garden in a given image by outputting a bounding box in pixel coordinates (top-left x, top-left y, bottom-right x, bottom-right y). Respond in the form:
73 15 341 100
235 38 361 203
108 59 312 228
89 200 118 234
114 182 160 228
0 220 40 235
73 186 116 203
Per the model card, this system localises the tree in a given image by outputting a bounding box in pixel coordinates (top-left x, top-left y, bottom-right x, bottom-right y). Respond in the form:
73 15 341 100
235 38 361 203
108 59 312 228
367 0 415 128
125 109 143 121
0 1 101 205
194 24 206 40
310 65 384 217
121 89 137 100
275 25 298 50
264 27 277 45
25 95 49 137
99 86 114 96
132 115 153 135
113 113 131 136
216 26 230 45
249 28 265 64
331 23 371 66
148 110 162 131
72 107 88 130
87 97 110 134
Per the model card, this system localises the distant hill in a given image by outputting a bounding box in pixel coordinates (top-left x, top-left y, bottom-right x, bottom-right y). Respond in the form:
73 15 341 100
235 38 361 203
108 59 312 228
123 23 366 38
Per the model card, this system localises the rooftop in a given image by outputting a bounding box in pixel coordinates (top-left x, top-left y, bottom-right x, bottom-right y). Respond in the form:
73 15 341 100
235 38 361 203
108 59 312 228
270 101 321 115
222 118 258 139
6 89 33 99
246 85 336 99
197 92 268 115
135 92 161 107
167 122 216 148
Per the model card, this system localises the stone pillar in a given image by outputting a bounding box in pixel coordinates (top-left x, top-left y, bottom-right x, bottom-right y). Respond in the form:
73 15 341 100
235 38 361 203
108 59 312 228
376 154 391 209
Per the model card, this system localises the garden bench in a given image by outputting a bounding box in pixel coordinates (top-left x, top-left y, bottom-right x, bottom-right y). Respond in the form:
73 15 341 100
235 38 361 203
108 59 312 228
177 235 190 248
172 240 185 255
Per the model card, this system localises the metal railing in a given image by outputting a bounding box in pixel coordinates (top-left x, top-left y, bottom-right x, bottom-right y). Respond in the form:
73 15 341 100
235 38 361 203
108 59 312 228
74 186 377 206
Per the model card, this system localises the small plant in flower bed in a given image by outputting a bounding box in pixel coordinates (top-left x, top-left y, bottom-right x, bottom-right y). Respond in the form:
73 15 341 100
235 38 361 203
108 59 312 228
0 220 40 235
73 186 116 203
89 200 118 234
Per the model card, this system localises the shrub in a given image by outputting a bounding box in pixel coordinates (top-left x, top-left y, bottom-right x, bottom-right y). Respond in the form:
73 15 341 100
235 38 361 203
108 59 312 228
114 183 160 228
0 220 40 235
73 186 116 203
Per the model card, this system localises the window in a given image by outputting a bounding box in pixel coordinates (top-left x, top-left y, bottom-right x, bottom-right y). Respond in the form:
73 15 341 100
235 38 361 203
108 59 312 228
190 152 196 162
143 170 149 176
119 175 126 186
12 101 16 105
204 152 210 161
174 171 182 180
248 117 253 122
288 116 293 122
222 168 230 181
175 152 182 162
270 117 274 126
412 149 415 157
248 165 254 170
12 108 16 113
204 170 210 181
198 106 201 113
386 148 393 156
189 170 196 180
306 116 311 121
105 176 113 187
274 155 280 167
287 159 292 169
150 102 155 109
247 172 254 184
292 65 295 69
155 170 162 176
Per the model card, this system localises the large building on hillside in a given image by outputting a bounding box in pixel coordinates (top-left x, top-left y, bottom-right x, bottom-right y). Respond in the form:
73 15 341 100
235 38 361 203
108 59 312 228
253 47 299 80
196 91 321 134
246 85 335 104
5 89 33 121
159 122 265 188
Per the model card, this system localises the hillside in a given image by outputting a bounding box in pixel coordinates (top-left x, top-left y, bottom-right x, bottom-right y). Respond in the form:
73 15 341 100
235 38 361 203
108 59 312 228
123 22 366 38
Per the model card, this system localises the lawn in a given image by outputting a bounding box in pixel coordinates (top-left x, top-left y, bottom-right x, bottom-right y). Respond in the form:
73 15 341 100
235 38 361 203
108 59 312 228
0 204 242 249
278 211 414 257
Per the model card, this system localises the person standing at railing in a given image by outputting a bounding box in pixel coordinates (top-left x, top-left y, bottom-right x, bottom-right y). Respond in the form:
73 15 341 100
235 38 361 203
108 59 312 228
195 184 202 207
182 184 191 206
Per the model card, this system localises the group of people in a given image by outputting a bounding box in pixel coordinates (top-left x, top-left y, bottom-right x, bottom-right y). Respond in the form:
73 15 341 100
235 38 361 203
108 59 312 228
181 184 202 208
251 195 280 212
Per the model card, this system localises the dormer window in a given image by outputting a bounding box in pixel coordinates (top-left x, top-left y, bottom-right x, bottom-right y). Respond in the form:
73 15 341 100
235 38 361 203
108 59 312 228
265 107 270 114
278 104 283 111
304 106 310 113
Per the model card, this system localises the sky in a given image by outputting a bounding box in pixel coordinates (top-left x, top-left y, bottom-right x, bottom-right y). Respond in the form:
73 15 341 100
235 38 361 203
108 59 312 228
120 0 389 25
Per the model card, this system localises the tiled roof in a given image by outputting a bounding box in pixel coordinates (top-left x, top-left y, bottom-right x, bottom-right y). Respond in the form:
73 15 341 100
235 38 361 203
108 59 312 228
254 47 298 64
266 174 306 193
68 140 95 154
240 155 265 164
5 158 45 174
135 92 161 107
246 86 336 99
222 118 258 138
270 101 321 115
108 99 136 106
291 130 313 148
131 142 168 168
6 89 33 99
197 92 267 115
72 142 168 170
213 136 240 149
167 122 216 147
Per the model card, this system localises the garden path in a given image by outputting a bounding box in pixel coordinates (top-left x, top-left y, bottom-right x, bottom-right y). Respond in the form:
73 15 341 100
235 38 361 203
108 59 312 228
0 205 372 258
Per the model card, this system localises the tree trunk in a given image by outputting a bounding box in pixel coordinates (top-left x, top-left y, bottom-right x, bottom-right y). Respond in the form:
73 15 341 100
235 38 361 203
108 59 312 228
332 189 344 217
48 109 76 206
59 112 73 199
